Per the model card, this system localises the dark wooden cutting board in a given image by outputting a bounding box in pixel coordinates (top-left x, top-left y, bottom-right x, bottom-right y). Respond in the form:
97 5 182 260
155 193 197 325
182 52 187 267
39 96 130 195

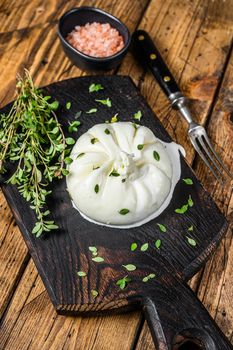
1 76 232 350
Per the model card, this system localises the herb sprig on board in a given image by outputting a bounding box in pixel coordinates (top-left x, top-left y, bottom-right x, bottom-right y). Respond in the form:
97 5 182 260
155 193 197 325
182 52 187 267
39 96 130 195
0 70 72 237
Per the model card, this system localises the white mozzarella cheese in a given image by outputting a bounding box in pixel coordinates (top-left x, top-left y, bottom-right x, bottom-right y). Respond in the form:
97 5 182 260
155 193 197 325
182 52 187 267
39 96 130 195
67 122 183 228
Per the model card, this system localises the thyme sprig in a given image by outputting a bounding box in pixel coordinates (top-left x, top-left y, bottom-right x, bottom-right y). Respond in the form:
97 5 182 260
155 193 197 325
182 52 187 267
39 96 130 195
0 70 71 237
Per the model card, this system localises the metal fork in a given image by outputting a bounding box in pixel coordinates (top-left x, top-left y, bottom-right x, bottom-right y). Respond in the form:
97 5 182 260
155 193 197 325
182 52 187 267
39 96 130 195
133 30 233 182
169 92 233 182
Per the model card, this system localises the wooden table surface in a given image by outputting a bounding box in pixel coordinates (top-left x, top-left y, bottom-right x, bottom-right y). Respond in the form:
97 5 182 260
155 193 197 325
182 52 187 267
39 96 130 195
0 0 233 349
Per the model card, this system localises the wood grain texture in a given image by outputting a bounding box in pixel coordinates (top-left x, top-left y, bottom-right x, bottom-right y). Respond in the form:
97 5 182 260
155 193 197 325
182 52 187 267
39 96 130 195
0 260 142 350
119 0 233 163
0 0 233 348
0 3 150 347
0 76 231 350
0 75 227 311
134 0 233 346
194 46 233 344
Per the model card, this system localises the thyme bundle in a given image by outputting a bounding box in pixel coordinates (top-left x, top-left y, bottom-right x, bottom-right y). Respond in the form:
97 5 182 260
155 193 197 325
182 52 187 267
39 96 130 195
0 70 73 237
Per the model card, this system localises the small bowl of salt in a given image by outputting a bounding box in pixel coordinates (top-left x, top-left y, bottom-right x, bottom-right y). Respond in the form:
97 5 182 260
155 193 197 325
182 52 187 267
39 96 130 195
58 6 131 71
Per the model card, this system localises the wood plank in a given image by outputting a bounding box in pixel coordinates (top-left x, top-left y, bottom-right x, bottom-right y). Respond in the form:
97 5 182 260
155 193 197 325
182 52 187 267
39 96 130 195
0 0 148 349
0 190 30 318
119 0 233 163
0 0 130 34
0 0 149 104
134 3 233 346
194 48 233 342
0 0 232 349
0 259 142 350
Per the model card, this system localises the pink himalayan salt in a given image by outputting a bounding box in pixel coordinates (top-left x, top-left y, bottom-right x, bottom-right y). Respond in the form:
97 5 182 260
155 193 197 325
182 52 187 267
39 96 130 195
66 22 125 58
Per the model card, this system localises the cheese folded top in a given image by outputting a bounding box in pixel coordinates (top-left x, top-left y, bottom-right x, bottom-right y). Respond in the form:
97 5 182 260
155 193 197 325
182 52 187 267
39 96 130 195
67 122 177 227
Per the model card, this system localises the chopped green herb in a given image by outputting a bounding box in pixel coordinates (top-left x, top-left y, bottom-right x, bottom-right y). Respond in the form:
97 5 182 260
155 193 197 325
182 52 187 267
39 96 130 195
153 150 160 161
91 137 99 144
188 225 194 232
188 195 194 207
62 169 69 176
157 223 166 232
142 276 148 282
86 108 97 114
68 120 81 133
95 98 112 107
92 256 104 262
109 170 120 177
142 273 156 282
75 111 82 119
119 208 130 215
66 101 71 110
111 114 118 123
122 264 136 271
175 195 193 214
51 126 59 134
122 179 126 183
89 246 97 253
186 236 197 247
183 178 193 185
155 239 161 249
93 166 100 170
66 137 75 145
49 100 59 110
94 184 99 193
105 128 110 135
131 243 137 251
77 271 86 277
141 243 149 251
91 289 99 298
137 144 144 150
64 157 73 165
89 83 104 93
116 276 131 290
175 204 189 214
134 110 142 121
76 152 85 159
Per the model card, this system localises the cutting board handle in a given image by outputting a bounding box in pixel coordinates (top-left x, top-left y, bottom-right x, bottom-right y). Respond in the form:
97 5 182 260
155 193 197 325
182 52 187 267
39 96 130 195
143 279 233 350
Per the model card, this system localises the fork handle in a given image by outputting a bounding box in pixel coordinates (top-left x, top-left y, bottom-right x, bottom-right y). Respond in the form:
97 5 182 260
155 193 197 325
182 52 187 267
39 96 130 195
132 30 191 117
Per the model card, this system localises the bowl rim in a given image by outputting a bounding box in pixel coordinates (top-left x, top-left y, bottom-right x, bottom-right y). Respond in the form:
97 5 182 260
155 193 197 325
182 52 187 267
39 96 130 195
58 6 131 62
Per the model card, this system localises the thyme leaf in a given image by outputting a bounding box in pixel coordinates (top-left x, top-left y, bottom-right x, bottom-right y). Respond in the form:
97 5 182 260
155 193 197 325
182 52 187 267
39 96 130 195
86 108 97 114
122 264 136 271
157 223 166 232
186 236 197 247
137 144 144 150
116 276 131 289
66 101 71 110
155 239 161 249
142 273 155 282
92 256 104 263
153 150 160 161
175 204 189 214
119 208 130 215
183 178 193 185
131 243 137 251
141 243 149 251
91 289 99 298
134 110 142 121
77 271 86 277
95 98 111 107
89 83 104 92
